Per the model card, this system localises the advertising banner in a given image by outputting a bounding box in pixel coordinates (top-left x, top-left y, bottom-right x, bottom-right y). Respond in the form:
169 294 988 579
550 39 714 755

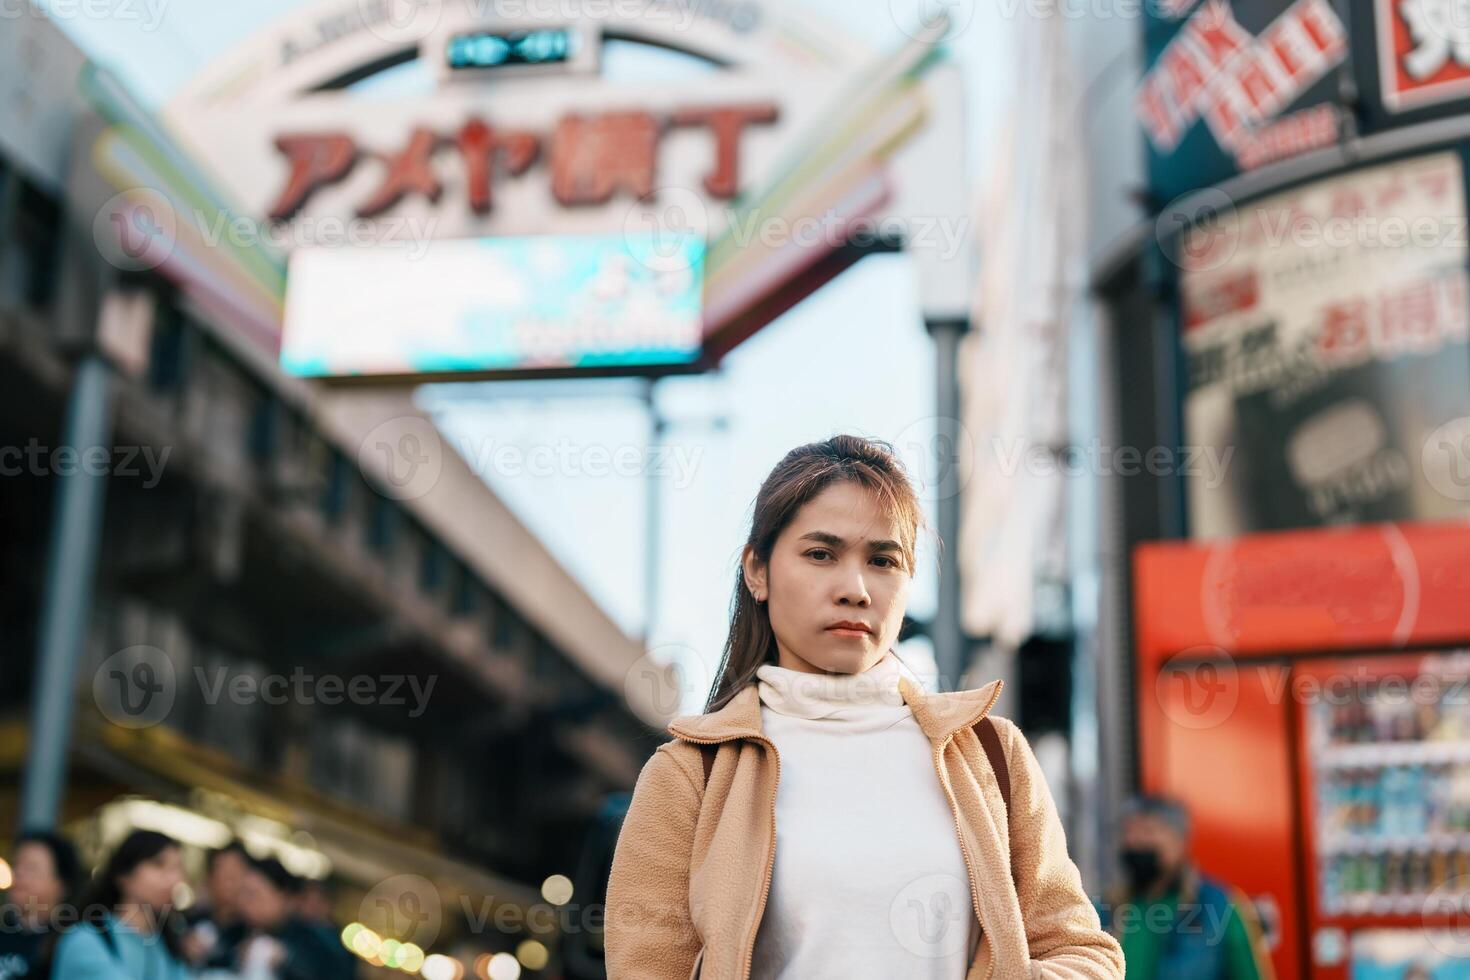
1359 0 1470 126
1138 0 1352 202
281 234 705 380
1176 150 1470 537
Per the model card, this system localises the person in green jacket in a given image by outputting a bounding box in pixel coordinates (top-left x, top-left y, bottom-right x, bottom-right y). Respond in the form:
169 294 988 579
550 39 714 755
1098 796 1275 980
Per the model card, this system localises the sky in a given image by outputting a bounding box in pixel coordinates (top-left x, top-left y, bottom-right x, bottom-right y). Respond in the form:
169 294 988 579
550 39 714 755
40 0 1018 709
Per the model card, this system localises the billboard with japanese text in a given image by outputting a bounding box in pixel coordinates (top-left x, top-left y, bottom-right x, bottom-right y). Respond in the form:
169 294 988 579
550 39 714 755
1138 0 1470 204
1173 150 1470 537
1137 0 1352 204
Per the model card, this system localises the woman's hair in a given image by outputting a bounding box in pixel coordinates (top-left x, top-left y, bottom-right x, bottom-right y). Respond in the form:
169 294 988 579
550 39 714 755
703 434 929 713
67 829 186 959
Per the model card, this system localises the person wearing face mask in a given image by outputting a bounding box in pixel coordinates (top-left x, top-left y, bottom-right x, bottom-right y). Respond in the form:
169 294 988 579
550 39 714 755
1099 797 1273 980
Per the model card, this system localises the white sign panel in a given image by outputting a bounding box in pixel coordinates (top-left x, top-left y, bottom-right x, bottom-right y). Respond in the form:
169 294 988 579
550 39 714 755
1178 151 1470 537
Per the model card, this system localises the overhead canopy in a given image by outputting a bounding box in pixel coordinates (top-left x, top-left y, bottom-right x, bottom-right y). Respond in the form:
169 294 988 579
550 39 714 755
140 0 972 382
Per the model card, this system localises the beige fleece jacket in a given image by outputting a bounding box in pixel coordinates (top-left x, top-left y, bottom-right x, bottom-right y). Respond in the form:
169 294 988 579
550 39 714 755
604 675 1124 980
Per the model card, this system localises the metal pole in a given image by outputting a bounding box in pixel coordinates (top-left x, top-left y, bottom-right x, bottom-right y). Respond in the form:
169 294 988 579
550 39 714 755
642 378 663 648
926 317 970 692
19 352 113 829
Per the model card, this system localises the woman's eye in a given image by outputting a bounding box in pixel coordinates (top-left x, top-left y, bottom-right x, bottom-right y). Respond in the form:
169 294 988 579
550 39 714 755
807 548 832 560
873 556 897 568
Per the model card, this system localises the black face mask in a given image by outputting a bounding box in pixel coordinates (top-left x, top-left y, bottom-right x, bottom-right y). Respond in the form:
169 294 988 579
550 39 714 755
1121 847 1164 891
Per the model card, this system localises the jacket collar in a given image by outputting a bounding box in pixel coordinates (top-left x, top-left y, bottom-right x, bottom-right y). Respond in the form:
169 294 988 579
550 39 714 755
666 672 1004 744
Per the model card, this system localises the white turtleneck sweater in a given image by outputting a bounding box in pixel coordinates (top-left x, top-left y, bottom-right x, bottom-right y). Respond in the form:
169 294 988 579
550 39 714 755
748 651 980 980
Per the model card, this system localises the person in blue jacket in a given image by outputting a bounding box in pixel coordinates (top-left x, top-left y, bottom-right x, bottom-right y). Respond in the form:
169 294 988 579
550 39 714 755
50 830 193 980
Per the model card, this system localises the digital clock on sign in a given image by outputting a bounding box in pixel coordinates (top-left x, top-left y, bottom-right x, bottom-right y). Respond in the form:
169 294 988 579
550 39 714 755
446 29 574 71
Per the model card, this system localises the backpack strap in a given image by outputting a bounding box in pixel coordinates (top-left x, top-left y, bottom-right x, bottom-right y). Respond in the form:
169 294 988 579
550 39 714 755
974 716 1011 816
699 743 716 787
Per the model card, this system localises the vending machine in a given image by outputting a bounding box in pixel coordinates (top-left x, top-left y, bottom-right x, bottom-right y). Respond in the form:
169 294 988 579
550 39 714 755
1134 520 1470 979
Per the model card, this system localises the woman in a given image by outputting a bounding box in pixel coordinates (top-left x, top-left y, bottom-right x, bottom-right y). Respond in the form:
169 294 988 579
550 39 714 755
604 435 1124 979
0 830 83 979
51 830 193 980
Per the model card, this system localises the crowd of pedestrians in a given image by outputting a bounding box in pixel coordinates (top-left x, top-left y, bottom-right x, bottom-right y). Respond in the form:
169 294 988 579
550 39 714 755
0 827 356 979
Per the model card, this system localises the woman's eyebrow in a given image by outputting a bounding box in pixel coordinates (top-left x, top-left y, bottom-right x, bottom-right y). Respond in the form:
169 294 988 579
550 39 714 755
797 530 903 552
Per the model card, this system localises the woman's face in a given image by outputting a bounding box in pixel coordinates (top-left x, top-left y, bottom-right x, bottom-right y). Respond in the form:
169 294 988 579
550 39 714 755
10 842 63 911
744 480 911 675
117 845 184 912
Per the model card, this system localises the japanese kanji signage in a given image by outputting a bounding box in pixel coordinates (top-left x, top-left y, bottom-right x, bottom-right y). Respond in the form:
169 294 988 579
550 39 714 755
1138 0 1351 202
266 105 778 221
1373 0 1470 112
160 0 865 252
1173 150 1470 536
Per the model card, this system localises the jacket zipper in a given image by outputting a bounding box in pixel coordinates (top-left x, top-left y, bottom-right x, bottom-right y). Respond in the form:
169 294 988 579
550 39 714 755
674 731 781 980
930 684 1004 980
932 736 994 980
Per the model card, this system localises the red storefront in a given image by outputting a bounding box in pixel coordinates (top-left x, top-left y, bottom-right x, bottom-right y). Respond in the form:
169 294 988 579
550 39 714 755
1135 521 1470 978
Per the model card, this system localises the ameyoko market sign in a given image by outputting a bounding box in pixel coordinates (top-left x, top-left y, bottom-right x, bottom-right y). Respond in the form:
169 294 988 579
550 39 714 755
267 104 777 221
162 0 868 248
152 0 894 380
